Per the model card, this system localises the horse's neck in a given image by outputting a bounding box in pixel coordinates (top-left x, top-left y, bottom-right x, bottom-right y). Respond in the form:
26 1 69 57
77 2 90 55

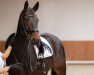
16 25 23 36
13 34 27 62
13 34 37 64
14 33 26 52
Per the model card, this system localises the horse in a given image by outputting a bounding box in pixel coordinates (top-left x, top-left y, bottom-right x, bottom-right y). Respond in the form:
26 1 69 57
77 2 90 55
6 1 66 75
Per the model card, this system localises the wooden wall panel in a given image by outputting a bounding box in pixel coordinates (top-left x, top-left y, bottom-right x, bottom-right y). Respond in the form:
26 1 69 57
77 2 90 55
1 41 94 60
0 41 5 53
62 41 94 61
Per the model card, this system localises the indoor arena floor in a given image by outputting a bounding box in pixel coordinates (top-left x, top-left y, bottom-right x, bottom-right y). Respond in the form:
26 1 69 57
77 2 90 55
4 64 94 75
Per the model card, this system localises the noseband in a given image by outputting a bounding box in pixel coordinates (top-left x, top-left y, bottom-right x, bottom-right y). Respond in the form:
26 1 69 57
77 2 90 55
26 29 39 35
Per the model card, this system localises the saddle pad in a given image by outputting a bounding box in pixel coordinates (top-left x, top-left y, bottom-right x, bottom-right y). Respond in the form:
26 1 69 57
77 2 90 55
34 37 53 59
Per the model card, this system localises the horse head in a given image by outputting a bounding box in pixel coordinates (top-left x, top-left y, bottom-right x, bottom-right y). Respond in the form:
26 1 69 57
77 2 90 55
17 1 40 45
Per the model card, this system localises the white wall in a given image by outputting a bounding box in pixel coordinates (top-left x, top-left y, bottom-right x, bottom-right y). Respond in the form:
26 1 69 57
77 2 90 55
0 0 94 41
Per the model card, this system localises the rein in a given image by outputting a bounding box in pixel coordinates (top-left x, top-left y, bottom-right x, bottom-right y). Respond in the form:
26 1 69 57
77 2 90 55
12 34 36 72
13 40 28 64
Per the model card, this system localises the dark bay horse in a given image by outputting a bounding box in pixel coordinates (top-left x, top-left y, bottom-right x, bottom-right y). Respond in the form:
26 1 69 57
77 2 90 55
6 1 66 75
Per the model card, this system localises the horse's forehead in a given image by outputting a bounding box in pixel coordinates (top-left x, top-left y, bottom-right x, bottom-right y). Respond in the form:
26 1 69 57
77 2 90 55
26 8 34 14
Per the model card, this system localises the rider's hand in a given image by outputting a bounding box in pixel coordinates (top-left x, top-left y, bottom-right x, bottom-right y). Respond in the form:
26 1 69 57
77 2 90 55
8 63 23 72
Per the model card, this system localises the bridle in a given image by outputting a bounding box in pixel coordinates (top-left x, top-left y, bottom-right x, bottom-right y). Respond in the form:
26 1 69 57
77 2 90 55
13 12 45 74
23 14 39 37
13 14 41 73
23 14 40 71
22 15 46 74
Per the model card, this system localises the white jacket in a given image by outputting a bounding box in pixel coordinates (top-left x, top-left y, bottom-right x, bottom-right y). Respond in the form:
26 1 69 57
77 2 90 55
0 52 4 75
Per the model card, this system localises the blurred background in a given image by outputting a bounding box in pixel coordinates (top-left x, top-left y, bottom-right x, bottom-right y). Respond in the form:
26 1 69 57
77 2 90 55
0 0 94 75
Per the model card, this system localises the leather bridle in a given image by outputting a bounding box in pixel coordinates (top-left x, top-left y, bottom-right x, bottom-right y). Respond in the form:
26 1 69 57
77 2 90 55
13 14 46 75
23 14 39 37
13 14 39 71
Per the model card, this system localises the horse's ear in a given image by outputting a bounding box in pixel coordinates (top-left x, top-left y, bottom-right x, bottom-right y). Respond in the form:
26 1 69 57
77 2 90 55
24 1 29 10
33 2 39 12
